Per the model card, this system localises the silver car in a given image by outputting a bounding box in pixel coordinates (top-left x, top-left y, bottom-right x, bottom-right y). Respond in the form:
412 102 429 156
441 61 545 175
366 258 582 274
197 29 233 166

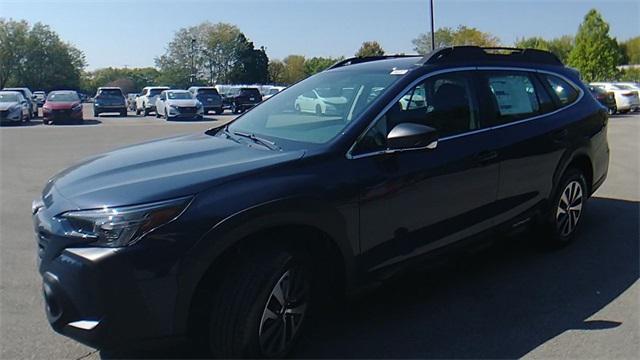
0 91 31 124
155 90 204 120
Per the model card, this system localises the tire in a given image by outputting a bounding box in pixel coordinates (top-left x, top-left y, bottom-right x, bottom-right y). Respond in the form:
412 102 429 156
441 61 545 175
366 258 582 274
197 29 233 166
214 108 223 115
136 108 141 116
24 111 31 123
143 105 149 116
608 106 617 116
155 111 161 118
93 110 99 117
205 247 312 358
120 110 127 117
164 109 169 120
539 168 588 247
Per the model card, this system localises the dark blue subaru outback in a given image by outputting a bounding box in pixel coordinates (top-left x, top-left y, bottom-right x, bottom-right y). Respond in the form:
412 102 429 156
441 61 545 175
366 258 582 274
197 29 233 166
33 46 609 358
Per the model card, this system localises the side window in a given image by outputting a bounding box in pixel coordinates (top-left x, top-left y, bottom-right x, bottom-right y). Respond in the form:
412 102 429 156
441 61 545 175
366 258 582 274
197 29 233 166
353 72 479 155
485 72 540 122
140 89 148 96
543 74 579 106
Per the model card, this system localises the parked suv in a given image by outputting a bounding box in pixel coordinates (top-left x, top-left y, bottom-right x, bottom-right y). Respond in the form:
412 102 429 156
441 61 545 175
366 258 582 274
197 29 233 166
188 86 223 114
93 87 127 117
226 87 262 113
2 87 38 118
33 47 608 358
136 86 169 116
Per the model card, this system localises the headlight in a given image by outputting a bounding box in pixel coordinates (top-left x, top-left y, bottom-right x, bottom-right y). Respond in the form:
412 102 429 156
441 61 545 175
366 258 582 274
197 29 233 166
71 104 82 112
59 196 192 247
9 105 20 113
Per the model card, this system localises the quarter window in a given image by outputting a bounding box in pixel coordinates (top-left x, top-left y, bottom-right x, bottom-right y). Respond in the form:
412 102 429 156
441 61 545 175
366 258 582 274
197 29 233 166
353 72 479 155
543 74 579 106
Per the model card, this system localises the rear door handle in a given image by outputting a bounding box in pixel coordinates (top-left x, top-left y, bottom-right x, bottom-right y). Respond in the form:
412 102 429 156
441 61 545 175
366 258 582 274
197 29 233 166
475 150 498 165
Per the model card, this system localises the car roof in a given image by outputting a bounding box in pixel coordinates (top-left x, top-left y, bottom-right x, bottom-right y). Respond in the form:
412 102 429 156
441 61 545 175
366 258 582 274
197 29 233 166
49 90 77 94
0 90 22 96
144 86 170 90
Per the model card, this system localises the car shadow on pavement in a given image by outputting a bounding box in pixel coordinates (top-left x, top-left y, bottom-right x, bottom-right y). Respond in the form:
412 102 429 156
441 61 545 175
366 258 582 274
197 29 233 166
100 196 638 359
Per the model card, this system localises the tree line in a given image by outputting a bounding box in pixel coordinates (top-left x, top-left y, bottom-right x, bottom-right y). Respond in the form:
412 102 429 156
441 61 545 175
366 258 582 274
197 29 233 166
1 9 638 94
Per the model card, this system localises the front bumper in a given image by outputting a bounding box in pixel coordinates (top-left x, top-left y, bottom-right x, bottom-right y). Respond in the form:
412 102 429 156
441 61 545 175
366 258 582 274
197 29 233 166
167 107 204 120
33 198 184 349
39 246 178 349
43 109 83 121
0 109 22 122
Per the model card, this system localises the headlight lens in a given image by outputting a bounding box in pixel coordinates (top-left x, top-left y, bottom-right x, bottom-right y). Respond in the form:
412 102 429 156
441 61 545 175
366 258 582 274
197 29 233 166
71 103 82 112
59 196 192 247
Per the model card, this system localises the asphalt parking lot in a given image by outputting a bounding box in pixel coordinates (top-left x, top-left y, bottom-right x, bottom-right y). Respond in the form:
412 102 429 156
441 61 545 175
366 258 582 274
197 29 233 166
0 106 638 359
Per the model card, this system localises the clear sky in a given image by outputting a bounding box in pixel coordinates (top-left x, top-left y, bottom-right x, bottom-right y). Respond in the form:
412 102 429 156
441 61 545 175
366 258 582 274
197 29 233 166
1 0 638 70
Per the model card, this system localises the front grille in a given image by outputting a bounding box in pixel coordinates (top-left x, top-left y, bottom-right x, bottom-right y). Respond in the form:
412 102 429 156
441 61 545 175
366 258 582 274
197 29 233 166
0 110 8 118
179 106 197 114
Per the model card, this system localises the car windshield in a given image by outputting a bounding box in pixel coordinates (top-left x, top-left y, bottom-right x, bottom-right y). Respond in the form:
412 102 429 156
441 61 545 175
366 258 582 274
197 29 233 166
149 89 166 97
167 92 191 100
47 92 79 102
0 93 19 102
226 69 401 146
98 89 122 97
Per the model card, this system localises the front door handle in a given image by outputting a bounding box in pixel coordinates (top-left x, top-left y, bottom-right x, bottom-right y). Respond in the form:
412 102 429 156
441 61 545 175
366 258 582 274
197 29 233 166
475 150 498 165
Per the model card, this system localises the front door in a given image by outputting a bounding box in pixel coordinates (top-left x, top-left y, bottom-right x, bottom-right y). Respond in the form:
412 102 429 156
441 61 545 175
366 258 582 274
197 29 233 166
351 71 501 271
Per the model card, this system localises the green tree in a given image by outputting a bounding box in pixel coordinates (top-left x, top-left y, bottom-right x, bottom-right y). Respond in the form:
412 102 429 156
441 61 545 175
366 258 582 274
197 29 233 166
156 22 269 86
282 55 306 84
514 35 574 63
82 67 161 94
268 60 286 83
413 26 500 54
619 67 640 81
355 41 385 57
568 9 622 82
620 36 640 64
304 56 341 76
0 19 86 90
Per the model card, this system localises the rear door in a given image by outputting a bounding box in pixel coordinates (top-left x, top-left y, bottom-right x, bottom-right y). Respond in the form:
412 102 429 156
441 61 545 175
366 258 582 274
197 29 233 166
352 70 501 270
477 69 580 227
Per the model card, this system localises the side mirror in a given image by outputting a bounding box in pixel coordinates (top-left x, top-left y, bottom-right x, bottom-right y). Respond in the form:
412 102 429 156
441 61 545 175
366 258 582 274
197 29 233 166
387 123 438 151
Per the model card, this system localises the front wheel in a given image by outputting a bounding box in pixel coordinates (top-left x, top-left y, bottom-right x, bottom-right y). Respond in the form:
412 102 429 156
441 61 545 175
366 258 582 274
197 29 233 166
539 168 588 246
206 248 311 358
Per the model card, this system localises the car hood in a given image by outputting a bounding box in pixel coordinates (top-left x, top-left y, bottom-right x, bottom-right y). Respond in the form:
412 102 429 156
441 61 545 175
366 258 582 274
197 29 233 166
0 102 19 111
165 99 199 107
45 101 80 110
50 132 305 209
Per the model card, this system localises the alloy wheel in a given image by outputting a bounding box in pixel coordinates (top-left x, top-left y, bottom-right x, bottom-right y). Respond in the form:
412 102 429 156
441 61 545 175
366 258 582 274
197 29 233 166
556 180 583 237
258 266 309 357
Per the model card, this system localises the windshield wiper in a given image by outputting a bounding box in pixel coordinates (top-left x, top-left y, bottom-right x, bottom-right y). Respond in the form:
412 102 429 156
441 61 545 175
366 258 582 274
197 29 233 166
231 130 280 150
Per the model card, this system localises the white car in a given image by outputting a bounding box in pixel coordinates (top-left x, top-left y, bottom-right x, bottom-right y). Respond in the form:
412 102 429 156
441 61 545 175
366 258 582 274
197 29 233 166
262 86 286 101
614 82 640 112
155 90 204 120
136 86 169 116
590 82 640 113
294 89 347 115
0 91 31 124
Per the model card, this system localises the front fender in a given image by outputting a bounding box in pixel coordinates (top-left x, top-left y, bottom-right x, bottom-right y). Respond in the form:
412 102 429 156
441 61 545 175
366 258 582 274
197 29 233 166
173 196 358 335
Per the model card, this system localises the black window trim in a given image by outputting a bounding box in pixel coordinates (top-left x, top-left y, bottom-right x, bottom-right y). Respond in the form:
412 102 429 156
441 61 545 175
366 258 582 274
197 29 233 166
346 66 584 160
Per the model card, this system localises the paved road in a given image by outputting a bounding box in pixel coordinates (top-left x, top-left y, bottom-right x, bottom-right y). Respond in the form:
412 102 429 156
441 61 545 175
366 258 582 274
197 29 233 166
0 107 637 359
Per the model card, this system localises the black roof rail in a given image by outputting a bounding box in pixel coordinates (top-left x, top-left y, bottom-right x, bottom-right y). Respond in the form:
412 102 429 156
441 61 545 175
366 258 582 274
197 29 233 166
419 46 563 66
327 54 422 70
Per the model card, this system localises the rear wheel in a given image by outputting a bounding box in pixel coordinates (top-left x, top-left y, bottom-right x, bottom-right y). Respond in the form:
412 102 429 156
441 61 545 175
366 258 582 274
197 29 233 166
143 105 149 116
135 107 141 116
608 106 617 116
205 247 312 358
539 168 587 246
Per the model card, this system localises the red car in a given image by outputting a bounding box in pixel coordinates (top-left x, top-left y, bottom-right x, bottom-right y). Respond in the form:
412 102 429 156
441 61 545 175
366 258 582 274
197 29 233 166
42 90 83 125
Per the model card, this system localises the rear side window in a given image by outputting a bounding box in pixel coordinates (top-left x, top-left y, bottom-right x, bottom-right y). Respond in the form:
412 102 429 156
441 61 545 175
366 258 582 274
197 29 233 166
543 74 579 106
486 73 540 121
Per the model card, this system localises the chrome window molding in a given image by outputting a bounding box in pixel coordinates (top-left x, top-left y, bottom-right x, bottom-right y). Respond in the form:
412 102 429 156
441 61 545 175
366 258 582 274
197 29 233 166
346 66 584 160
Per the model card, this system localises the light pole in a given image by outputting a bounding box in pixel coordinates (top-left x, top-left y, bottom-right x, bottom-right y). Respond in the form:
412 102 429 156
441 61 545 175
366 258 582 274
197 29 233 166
190 38 196 84
430 0 435 51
